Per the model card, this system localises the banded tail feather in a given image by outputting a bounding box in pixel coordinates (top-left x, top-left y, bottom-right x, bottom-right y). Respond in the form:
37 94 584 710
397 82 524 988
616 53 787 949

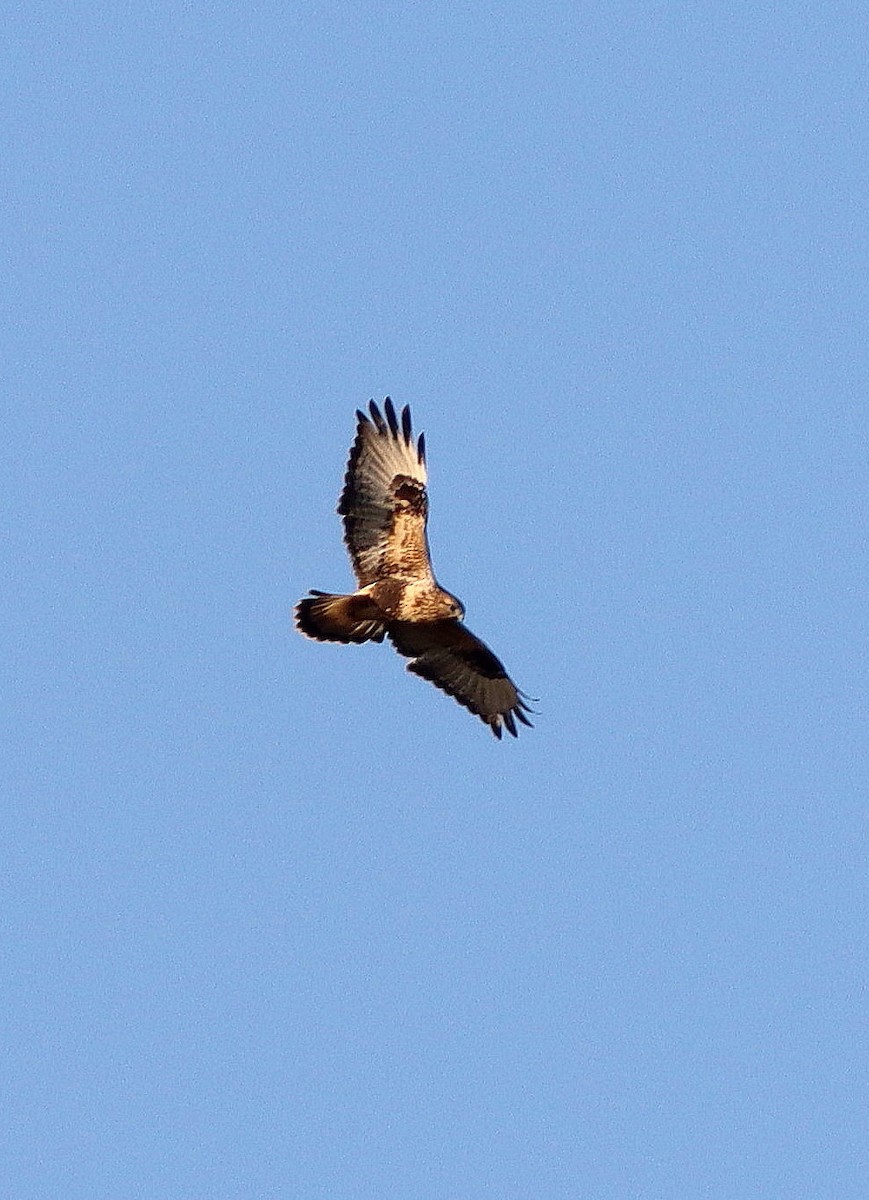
294 591 386 645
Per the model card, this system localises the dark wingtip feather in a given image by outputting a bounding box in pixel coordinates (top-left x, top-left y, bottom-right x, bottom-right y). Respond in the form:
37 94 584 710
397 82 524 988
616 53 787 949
401 404 412 444
503 711 518 737
368 399 386 431
418 432 426 463
491 721 503 740
515 708 534 728
383 396 398 435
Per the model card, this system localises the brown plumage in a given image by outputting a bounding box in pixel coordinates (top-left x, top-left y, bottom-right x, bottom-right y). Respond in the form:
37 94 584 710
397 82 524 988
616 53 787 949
295 399 533 738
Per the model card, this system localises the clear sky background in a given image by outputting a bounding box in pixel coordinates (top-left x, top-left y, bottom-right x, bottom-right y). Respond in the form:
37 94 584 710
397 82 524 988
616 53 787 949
4 4 866 1197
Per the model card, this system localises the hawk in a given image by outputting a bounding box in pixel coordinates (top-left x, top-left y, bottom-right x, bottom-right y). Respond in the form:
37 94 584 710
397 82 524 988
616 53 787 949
295 399 533 738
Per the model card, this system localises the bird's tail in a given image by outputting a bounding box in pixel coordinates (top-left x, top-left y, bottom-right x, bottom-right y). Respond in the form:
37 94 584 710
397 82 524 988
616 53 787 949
294 590 386 644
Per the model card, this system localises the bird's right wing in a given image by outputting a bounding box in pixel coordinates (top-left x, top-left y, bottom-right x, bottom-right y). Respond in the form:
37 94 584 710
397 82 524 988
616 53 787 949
338 399 431 586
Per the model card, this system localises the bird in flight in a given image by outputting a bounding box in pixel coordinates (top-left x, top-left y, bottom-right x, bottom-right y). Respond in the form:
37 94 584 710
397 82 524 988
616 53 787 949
295 399 533 738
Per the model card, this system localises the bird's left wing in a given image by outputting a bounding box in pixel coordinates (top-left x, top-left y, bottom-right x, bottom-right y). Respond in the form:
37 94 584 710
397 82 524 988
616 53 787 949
387 620 533 739
338 398 430 586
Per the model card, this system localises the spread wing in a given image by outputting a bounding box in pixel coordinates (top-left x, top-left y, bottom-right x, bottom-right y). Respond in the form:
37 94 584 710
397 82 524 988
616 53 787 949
387 620 534 739
338 398 431 586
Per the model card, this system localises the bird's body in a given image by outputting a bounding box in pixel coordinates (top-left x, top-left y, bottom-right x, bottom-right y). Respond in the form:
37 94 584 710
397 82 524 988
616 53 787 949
295 399 532 738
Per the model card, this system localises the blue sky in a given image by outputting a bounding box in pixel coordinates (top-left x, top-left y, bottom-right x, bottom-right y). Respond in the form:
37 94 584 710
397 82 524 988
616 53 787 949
4 4 867 1197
